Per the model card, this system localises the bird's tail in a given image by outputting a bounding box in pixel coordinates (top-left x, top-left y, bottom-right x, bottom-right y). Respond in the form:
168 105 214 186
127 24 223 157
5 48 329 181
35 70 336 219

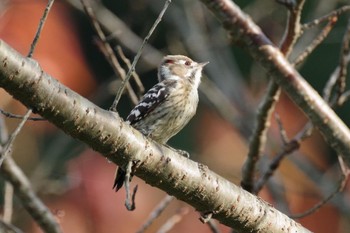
113 167 126 192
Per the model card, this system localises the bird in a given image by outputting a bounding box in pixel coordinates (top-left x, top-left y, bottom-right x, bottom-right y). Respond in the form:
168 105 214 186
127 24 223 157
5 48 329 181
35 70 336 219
113 55 208 192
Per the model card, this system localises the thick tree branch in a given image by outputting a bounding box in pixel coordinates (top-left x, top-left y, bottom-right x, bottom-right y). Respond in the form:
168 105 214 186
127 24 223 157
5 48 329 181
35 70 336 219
0 41 310 232
201 0 350 166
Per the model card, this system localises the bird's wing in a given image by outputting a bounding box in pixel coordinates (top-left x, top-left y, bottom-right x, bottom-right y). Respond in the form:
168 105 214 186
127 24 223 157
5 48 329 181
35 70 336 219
126 81 173 125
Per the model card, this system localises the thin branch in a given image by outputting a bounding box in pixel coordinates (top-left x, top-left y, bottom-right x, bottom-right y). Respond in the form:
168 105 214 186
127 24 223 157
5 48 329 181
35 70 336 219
137 195 174 233
338 90 350 105
335 18 350 105
241 82 280 192
293 16 338 66
301 5 350 31
279 0 305 56
254 121 313 194
0 113 61 233
27 0 55 58
1 157 62 233
0 108 45 121
0 220 24 233
290 155 350 219
323 19 350 105
66 0 163 69
80 0 139 105
116 46 145 97
0 110 32 167
156 208 189 233
110 0 172 111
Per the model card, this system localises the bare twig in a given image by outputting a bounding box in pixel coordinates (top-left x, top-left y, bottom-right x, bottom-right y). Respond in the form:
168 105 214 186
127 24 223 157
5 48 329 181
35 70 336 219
110 0 172 111
0 219 23 233
338 90 350 105
293 16 338 66
279 0 305 56
156 208 189 233
301 5 350 31
80 0 138 105
66 0 163 69
0 110 32 167
254 122 313 194
116 46 145 96
324 18 350 104
1 157 62 233
27 0 55 58
137 195 174 233
0 109 45 121
0 115 61 232
241 82 280 192
290 155 350 219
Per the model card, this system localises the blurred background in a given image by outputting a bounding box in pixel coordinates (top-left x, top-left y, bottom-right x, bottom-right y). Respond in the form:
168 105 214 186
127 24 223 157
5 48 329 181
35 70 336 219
0 0 350 232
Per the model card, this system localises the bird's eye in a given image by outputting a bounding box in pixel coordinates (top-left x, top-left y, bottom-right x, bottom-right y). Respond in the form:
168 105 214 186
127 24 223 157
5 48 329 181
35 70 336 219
185 61 191 66
165 59 174 64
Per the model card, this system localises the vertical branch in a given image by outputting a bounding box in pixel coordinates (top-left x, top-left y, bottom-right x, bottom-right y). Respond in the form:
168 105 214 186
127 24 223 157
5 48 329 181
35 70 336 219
241 82 280 191
335 18 350 104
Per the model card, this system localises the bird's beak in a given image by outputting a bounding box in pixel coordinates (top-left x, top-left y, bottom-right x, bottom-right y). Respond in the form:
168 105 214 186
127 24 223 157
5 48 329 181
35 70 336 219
199 61 209 67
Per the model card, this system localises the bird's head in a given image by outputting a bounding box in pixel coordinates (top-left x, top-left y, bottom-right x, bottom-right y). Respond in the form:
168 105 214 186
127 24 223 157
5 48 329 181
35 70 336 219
158 55 208 88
